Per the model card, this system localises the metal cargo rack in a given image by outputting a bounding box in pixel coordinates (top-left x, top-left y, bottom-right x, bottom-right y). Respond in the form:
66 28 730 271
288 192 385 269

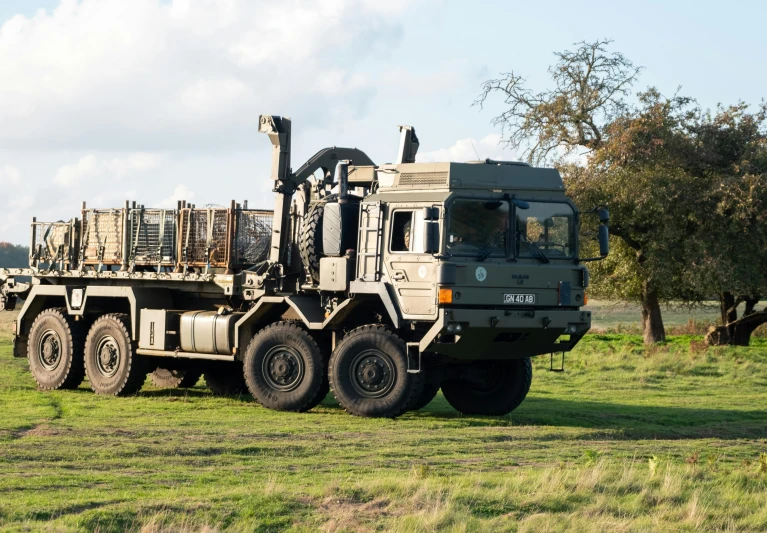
80 207 126 267
178 207 231 270
29 218 79 270
127 206 178 269
232 208 273 267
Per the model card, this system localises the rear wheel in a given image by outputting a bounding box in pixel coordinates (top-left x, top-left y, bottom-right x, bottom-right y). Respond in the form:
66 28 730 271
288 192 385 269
410 380 440 411
243 322 326 412
329 325 423 418
441 358 532 416
27 308 85 390
84 314 147 396
204 363 247 396
150 368 202 389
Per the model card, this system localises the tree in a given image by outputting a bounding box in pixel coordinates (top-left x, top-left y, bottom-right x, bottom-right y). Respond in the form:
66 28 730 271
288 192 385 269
474 39 641 164
476 41 679 343
477 40 767 345
0 243 29 268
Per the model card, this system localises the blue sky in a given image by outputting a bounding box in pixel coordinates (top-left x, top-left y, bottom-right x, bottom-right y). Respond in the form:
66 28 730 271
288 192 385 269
0 0 764 244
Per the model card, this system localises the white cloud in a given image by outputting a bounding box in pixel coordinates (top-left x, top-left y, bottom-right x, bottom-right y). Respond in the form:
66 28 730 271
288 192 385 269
0 164 22 185
0 0 414 150
154 184 196 209
417 134 519 163
54 153 163 186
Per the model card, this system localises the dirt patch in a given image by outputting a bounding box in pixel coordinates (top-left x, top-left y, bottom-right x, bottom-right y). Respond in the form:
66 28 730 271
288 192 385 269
319 497 393 532
12 423 60 439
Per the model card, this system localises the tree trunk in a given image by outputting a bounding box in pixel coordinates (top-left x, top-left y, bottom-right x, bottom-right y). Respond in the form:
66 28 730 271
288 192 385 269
641 284 666 344
719 292 738 339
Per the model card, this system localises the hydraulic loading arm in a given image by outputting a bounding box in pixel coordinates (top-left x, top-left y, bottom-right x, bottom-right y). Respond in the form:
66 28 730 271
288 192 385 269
258 114 375 273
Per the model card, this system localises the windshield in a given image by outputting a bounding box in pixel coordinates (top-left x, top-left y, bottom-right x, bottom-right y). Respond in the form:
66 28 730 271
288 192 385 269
515 202 575 258
446 199 509 257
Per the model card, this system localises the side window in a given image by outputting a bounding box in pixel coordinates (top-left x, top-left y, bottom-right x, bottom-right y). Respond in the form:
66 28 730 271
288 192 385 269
391 211 414 252
390 210 427 253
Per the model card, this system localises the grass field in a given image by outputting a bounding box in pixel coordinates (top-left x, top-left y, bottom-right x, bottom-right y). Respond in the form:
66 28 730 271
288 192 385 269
1 310 766 532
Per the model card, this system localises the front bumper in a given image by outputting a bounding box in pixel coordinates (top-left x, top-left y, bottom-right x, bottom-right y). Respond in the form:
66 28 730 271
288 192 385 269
420 307 591 360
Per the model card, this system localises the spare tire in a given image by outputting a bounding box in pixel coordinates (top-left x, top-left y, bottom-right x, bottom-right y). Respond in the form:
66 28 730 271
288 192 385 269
300 194 360 284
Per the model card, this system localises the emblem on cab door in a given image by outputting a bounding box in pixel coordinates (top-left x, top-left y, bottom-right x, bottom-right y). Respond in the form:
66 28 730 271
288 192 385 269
475 266 487 282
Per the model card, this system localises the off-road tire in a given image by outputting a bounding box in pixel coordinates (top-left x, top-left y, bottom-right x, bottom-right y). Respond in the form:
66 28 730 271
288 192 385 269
329 325 423 418
441 358 533 416
27 308 85 390
243 322 326 412
300 194 360 284
204 363 248 396
410 380 440 411
84 314 147 396
150 368 203 389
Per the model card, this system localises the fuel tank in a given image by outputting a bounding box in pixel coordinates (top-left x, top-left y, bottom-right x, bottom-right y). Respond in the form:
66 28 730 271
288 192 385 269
179 310 243 355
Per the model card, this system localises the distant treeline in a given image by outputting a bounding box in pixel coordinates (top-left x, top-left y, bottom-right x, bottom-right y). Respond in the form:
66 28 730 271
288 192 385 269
0 243 29 268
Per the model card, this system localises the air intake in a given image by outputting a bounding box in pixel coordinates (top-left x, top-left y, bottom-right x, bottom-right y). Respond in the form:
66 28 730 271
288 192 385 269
397 171 449 187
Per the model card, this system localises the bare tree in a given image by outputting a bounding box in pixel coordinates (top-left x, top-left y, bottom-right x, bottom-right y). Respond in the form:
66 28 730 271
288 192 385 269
474 39 642 164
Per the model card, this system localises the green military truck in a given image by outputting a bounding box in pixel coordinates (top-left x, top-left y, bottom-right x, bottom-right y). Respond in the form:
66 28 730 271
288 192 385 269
0 115 609 418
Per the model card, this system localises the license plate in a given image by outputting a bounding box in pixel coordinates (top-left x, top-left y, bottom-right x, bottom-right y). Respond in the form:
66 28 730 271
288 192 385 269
504 293 536 304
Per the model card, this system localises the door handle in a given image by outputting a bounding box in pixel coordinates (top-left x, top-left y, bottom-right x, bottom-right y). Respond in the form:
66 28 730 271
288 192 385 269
392 272 406 281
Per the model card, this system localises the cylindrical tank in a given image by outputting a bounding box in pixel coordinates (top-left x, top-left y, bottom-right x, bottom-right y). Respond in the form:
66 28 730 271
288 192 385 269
179 310 243 355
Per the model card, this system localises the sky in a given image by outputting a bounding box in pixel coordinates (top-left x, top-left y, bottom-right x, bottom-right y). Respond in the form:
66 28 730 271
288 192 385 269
0 0 765 244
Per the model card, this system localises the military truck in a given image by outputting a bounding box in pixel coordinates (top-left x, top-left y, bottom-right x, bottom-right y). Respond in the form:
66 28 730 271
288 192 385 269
0 115 609 418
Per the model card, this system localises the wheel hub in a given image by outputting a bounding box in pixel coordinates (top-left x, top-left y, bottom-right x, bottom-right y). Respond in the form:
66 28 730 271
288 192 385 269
96 336 120 377
38 330 62 371
350 350 396 398
262 346 304 391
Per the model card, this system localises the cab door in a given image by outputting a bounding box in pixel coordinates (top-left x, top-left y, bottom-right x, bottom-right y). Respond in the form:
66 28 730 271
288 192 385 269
384 206 439 319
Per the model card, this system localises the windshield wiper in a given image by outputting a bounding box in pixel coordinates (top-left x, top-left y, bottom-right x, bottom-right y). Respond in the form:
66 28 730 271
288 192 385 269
477 230 506 262
517 228 550 264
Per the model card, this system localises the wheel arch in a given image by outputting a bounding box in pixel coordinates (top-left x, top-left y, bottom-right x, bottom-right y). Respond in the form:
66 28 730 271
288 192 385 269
17 285 172 342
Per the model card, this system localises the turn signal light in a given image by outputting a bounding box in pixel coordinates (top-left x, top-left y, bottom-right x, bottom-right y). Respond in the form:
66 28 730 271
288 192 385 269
584 292 589 305
438 287 453 305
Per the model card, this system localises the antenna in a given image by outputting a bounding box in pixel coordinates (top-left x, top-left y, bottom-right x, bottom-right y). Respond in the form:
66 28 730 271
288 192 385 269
469 139 481 161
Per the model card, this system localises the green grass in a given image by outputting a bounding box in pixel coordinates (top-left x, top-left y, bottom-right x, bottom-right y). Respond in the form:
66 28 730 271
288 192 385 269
1 312 767 531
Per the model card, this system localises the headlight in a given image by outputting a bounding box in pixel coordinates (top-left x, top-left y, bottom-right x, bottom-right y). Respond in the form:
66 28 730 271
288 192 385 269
446 323 456 333
454 323 463 333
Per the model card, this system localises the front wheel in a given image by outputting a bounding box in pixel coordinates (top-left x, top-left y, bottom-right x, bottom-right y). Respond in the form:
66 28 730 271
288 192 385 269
329 325 423 418
243 322 326 412
441 358 532 416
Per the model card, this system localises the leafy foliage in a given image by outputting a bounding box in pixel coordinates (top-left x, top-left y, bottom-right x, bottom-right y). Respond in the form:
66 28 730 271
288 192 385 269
0 243 29 269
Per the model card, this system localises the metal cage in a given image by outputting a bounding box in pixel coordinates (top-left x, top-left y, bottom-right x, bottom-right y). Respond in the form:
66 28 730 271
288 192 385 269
178 208 231 268
232 209 273 267
128 208 177 267
80 208 125 266
29 219 78 269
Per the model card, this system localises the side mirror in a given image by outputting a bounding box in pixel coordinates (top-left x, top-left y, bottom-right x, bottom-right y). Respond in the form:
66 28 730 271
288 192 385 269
424 221 440 253
598 225 609 257
422 207 438 221
598 208 610 224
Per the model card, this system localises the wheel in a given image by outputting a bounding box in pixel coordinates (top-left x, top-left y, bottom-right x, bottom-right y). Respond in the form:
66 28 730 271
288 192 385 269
299 194 360 284
329 325 423 418
204 363 247 396
84 314 147 396
150 368 202 389
243 322 326 412
410 380 440 411
441 358 533 416
27 308 85 390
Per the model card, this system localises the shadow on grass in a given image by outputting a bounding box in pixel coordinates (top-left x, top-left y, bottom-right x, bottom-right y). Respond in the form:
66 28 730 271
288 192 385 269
418 396 767 440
